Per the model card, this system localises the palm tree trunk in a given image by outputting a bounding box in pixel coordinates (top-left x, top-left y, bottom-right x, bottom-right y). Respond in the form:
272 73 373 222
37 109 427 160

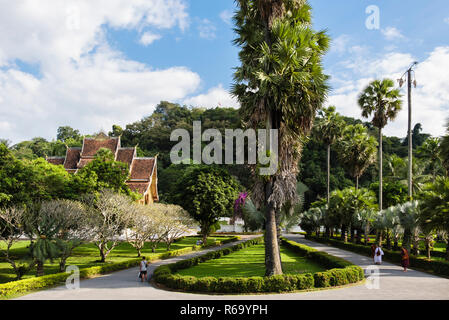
356 176 359 191
327 144 331 203
265 201 282 276
379 127 383 211
446 242 449 262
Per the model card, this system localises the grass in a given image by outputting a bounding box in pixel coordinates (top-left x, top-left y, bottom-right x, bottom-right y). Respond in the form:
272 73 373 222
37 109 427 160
176 243 325 278
0 236 233 284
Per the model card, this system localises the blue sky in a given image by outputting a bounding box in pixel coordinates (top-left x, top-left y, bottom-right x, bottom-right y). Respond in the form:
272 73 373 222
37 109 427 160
1 0 448 143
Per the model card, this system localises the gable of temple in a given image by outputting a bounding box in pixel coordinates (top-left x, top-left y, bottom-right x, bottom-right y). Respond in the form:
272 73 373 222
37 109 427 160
46 135 158 205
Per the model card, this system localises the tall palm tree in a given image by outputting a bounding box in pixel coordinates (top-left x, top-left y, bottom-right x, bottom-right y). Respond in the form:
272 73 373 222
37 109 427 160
337 124 378 190
232 0 330 276
358 79 403 211
440 120 449 177
315 106 345 203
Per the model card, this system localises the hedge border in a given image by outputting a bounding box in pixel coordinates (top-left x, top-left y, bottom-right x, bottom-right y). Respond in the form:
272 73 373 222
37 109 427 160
153 237 364 294
0 235 240 299
305 235 449 278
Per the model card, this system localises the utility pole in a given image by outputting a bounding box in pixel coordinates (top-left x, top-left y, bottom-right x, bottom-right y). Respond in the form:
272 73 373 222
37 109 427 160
398 61 418 200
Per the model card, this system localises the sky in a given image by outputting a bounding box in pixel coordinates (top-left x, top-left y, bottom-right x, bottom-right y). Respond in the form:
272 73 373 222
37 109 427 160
0 0 448 144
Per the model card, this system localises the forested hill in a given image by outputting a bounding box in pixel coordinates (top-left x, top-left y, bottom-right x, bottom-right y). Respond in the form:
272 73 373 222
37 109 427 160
3 101 436 208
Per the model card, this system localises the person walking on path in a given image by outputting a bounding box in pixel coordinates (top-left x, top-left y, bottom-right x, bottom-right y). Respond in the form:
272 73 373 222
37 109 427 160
401 247 410 272
139 256 148 282
371 243 376 259
374 244 384 265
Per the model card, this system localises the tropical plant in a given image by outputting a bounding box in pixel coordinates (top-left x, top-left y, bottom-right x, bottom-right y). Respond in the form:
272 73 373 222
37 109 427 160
397 201 421 254
417 137 443 181
358 79 403 211
354 208 378 245
315 106 345 202
299 207 323 237
419 177 449 260
439 121 449 176
337 124 378 189
232 0 330 276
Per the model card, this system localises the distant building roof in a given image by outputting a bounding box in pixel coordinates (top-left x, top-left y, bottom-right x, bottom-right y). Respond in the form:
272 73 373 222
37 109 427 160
46 157 65 166
130 158 155 181
64 148 81 170
81 137 120 158
116 148 135 168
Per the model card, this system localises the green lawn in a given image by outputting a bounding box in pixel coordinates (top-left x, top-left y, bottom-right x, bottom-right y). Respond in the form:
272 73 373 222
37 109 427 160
176 244 325 278
0 236 233 284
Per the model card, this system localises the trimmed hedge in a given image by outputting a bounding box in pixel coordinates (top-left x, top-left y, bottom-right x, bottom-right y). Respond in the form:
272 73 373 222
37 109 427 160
305 235 449 278
0 236 239 299
153 237 364 294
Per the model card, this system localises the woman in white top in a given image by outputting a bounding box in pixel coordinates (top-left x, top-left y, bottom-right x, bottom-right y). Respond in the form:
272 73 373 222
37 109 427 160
139 256 148 282
374 245 384 265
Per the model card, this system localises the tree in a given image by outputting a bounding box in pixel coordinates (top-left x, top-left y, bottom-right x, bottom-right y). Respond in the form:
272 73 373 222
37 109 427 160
232 0 329 276
328 187 377 242
354 208 378 245
126 204 165 256
57 126 81 143
419 177 449 260
315 106 345 202
417 137 443 181
76 148 137 198
358 79 403 211
83 190 135 262
397 201 421 255
173 166 240 244
337 124 378 190
0 206 35 280
299 207 323 237
156 203 197 250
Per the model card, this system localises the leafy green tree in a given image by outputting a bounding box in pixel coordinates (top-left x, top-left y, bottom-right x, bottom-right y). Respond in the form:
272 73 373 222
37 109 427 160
232 0 329 276
76 148 136 198
315 106 345 202
369 181 408 209
57 126 81 143
329 187 377 242
358 79 403 210
417 137 443 181
173 166 240 243
337 124 378 190
419 177 449 260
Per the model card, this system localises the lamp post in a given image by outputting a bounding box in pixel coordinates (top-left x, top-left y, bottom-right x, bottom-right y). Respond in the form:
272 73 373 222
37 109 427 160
398 61 418 200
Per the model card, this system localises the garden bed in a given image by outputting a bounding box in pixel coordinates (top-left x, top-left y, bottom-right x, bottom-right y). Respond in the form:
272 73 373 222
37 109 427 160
0 236 238 299
305 235 449 278
153 237 364 294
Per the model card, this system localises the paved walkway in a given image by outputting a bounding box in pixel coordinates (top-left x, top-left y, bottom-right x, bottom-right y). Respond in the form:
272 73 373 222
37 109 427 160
16 235 449 300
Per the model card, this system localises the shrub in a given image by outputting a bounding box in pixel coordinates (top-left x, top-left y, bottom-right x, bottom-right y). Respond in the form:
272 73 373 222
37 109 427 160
153 237 364 294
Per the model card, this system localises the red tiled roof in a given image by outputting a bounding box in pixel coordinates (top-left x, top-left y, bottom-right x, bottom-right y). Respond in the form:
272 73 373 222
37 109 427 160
47 157 65 166
129 158 155 181
81 138 119 158
64 148 81 170
116 148 135 167
77 158 93 169
127 182 150 195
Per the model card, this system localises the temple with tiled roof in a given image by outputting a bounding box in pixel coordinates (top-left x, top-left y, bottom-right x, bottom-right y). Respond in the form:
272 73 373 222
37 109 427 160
47 135 158 205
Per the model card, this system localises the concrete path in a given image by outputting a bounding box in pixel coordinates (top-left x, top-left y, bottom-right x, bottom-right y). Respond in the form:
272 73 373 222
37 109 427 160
16 234 449 300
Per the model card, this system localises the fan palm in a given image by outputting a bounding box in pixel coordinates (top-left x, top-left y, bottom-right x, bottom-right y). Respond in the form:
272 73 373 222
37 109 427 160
315 106 345 203
337 124 378 190
232 0 329 275
417 137 443 181
440 120 449 176
358 79 403 210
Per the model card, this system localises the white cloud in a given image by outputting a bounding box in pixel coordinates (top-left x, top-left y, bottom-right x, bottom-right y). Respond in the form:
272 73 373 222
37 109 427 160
381 27 405 41
331 35 351 54
197 19 216 40
327 47 449 138
220 10 233 25
139 31 162 46
184 84 239 109
0 0 206 144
